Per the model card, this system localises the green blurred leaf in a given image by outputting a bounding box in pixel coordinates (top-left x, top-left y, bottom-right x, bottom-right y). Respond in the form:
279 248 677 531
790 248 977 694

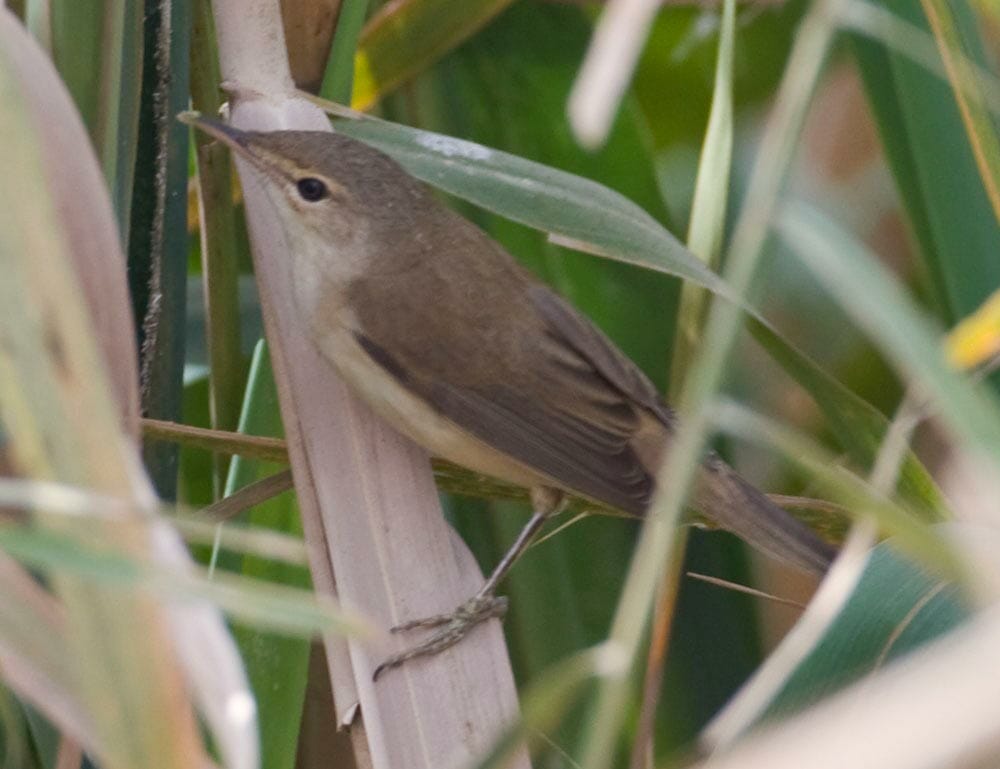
222 342 311 769
919 0 1000 221
178 373 215 511
672 0 737 394
714 400 959 575
351 0 515 110
748 319 947 521
20 705 57 769
190 0 248 492
0 645 65 769
51 0 143 239
0 688 31 769
685 0 735 264
634 2 805 151
762 539 968 720
0 524 350 638
320 0 369 104
850 0 1000 325
778 201 1000 465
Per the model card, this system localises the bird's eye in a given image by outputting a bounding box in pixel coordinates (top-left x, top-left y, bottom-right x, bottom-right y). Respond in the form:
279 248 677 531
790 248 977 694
296 177 328 202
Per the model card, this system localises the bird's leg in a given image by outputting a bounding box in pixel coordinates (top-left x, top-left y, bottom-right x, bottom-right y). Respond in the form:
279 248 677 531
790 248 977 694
373 488 565 679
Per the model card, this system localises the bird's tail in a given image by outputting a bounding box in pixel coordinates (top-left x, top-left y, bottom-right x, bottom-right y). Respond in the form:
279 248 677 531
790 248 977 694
693 455 835 574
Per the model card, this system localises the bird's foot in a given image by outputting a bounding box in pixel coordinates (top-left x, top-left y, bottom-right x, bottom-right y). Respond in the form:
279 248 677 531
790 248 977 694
372 594 508 680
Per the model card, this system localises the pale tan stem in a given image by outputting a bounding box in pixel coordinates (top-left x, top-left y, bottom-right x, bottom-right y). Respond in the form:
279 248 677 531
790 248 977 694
208 1 529 766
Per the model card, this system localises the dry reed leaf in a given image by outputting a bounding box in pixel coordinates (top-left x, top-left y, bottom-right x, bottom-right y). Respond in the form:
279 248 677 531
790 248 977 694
281 0 342 92
0 11 256 769
210 1 530 767
0 9 139 436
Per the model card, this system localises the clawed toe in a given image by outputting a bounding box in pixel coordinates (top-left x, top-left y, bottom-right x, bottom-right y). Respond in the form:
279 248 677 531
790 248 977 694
373 595 509 680
390 595 508 633
372 496 560 679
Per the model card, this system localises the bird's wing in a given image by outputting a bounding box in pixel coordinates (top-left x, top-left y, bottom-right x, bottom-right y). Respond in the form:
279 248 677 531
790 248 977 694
352 284 670 515
351 280 835 572
526 285 672 421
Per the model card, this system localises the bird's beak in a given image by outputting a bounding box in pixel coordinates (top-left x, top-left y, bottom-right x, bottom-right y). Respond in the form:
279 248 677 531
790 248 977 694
177 111 268 172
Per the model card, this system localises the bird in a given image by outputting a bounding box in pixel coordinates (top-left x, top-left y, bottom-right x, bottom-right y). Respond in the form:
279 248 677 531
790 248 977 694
180 113 835 676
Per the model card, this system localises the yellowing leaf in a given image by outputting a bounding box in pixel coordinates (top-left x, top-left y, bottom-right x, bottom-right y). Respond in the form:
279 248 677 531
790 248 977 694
947 287 1000 368
351 0 514 111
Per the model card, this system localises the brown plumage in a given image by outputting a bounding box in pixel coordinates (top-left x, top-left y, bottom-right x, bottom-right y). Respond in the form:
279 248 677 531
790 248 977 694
187 117 835 576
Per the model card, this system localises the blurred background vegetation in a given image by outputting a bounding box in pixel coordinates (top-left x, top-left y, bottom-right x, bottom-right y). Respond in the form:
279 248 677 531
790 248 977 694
2 0 999 767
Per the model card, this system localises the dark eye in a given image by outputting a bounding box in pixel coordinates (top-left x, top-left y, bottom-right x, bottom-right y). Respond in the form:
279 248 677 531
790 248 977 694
296 177 328 202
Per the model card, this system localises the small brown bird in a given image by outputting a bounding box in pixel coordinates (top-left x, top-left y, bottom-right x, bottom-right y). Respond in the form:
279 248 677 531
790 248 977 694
182 113 834 674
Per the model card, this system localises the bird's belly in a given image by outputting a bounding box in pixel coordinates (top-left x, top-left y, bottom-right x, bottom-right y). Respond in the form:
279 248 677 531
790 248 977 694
313 323 546 490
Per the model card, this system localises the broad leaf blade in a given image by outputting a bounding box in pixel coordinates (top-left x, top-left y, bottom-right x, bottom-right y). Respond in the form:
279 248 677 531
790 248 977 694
327 108 732 301
761 540 967 721
850 0 1000 325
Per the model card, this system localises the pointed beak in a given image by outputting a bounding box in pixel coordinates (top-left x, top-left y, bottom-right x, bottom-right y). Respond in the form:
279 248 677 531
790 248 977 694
177 111 267 171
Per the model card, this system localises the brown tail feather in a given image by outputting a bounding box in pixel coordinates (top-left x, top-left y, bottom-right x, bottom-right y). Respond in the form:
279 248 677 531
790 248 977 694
692 455 835 574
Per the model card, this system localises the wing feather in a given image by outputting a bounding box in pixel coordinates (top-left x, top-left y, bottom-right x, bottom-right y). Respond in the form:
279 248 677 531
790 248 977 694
350 282 669 514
